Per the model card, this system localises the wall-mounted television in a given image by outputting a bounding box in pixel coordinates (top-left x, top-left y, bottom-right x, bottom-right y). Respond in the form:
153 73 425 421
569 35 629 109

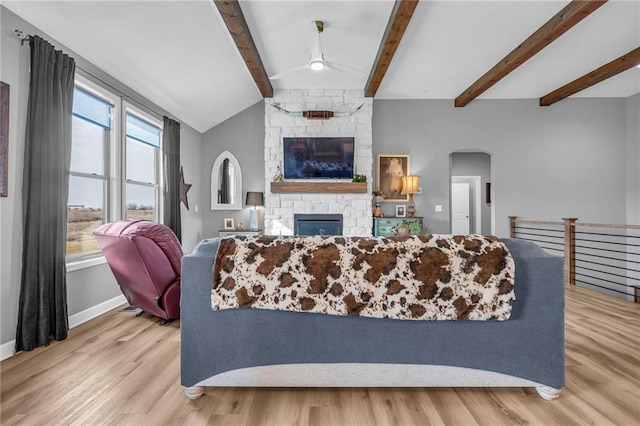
283 137 355 179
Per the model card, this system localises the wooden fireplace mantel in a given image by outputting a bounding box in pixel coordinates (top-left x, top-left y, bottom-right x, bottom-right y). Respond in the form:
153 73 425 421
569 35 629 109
270 182 367 194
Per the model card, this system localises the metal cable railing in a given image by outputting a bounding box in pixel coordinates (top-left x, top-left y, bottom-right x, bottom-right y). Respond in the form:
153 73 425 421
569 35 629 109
509 216 639 303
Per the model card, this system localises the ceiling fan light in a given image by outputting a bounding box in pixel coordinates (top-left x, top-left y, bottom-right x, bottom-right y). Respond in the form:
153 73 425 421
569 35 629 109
310 60 325 71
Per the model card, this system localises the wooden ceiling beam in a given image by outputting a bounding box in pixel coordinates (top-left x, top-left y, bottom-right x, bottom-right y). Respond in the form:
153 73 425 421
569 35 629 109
214 0 273 98
540 47 640 106
365 0 419 98
455 0 607 108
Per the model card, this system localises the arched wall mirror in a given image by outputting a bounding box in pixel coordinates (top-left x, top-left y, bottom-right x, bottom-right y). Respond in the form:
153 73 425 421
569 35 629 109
211 150 242 210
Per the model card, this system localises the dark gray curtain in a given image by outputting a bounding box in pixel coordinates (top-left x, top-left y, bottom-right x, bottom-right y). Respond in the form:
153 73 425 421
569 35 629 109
162 116 181 241
220 158 230 204
16 36 75 352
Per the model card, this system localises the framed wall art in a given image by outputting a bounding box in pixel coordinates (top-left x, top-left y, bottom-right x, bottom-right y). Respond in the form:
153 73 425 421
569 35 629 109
1 82 9 197
375 154 410 203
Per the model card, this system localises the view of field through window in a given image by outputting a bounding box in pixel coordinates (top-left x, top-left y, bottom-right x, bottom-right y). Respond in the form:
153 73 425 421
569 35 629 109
66 206 154 256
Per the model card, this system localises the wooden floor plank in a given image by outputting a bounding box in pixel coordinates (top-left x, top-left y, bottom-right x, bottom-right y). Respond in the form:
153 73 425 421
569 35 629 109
1 285 639 425
336 388 377 426
428 388 481 425
367 388 446 425
456 387 526 425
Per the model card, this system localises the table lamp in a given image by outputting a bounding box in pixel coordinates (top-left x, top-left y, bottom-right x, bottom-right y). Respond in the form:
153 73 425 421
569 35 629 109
401 175 420 217
246 191 264 230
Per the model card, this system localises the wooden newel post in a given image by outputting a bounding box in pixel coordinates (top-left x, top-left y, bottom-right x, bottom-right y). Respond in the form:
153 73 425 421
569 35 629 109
562 218 578 286
508 216 518 238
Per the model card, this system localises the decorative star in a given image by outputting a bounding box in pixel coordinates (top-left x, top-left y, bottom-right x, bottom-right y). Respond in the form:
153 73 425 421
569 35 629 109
180 166 192 210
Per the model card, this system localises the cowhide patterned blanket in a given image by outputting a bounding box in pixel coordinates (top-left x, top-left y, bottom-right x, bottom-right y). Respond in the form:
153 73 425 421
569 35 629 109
212 234 515 321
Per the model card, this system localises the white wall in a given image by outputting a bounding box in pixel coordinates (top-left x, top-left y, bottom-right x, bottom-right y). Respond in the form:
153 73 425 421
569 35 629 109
0 7 203 348
373 98 628 236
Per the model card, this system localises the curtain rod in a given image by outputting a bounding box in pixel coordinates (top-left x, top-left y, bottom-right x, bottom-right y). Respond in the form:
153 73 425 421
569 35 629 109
14 29 171 124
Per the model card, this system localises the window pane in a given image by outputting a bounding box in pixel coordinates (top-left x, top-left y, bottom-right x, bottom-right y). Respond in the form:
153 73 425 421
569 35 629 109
67 176 104 256
126 136 157 183
126 113 161 147
71 116 104 175
73 87 112 130
125 183 156 221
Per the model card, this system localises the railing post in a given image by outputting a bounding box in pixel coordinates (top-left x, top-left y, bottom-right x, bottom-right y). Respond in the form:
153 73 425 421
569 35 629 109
562 218 578 286
509 216 518 238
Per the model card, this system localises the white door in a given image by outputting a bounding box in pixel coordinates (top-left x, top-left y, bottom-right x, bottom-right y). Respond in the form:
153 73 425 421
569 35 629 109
452 183 470 234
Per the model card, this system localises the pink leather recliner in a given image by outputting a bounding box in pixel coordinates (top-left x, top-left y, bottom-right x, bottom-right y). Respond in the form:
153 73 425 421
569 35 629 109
93 220 183 325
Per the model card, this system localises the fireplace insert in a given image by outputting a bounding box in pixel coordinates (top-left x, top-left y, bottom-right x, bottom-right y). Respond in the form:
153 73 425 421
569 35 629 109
294 214 343 236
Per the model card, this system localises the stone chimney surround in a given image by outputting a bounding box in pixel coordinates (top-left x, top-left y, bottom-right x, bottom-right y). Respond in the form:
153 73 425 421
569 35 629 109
264 89 373 236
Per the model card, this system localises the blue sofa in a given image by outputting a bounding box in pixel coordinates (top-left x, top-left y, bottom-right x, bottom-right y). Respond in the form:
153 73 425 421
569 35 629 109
180 237 564 401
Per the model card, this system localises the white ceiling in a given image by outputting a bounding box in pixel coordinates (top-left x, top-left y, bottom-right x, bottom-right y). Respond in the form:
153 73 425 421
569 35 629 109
2 0 639 133
241 0 395 90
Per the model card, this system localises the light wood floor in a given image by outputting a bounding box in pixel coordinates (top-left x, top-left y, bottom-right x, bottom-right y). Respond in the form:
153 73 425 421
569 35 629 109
1 285 639 425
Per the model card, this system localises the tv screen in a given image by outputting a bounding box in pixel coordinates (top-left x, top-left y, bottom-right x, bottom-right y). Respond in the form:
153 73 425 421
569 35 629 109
283 137 355 179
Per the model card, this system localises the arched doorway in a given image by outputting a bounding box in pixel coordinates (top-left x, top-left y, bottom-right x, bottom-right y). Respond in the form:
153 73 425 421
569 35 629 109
449 151 493 234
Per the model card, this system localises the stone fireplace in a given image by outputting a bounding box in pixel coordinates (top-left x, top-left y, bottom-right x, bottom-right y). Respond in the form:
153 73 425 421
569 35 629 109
264 89 373 236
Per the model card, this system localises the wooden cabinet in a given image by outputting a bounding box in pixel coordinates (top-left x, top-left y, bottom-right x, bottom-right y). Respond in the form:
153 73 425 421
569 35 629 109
218 229 263 237
373 217 423 237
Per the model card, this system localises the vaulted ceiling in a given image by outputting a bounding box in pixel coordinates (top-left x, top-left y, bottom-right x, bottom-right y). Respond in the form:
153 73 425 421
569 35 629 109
3 0 639 133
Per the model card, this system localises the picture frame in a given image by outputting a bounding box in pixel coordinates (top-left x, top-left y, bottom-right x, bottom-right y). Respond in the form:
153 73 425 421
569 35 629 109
375 154 410 203
223 217 235 230
395 205 407 218
1 82 9 198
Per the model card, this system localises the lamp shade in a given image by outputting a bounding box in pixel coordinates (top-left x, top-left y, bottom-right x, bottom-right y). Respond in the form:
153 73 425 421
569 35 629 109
245 191 264 207
401 175 420 194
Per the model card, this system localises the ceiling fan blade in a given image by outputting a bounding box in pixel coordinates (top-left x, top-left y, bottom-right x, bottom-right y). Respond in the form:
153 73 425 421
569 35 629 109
324 60 366 76
269 64 309 80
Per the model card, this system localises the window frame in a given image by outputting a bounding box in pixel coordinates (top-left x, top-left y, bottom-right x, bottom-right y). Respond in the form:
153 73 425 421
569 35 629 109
66 75 119 263
121 102 164 223
66 75 165 267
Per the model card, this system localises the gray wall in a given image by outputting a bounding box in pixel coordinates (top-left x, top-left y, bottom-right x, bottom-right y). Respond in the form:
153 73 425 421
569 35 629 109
626 93 640 225
180 124 204 253
0 7 203 347
373 98 628 236
201 101 265 238
450 152 491 234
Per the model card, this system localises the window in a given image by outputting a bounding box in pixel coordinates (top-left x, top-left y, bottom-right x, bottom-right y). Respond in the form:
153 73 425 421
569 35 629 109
124 111 162 221
66 77 164 261
67 86 113 258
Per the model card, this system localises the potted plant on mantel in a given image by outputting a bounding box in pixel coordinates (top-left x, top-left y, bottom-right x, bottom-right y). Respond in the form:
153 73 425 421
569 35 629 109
372 190 384 218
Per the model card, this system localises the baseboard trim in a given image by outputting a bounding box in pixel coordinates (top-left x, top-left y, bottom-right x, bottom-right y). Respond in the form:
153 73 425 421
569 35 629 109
68 294 127 329
1 294 127 361
1 340 16 361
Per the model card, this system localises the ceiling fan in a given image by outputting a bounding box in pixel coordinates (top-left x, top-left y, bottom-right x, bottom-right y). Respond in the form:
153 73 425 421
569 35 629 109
269 20 366 80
